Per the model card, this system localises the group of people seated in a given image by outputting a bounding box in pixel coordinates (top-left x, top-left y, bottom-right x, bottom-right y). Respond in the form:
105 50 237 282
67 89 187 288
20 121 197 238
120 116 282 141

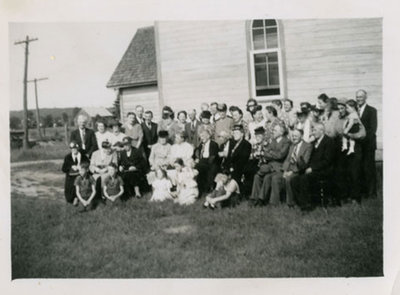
62 89 378 212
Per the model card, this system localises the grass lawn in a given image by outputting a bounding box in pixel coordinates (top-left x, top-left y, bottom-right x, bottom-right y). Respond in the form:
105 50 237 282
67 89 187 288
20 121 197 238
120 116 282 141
11 162 383 278
10 141 69 163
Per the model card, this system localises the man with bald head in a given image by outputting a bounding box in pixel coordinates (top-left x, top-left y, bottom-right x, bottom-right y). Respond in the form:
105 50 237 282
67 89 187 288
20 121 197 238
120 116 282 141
70 114 98 159
290 123 335 211
356 89 378 199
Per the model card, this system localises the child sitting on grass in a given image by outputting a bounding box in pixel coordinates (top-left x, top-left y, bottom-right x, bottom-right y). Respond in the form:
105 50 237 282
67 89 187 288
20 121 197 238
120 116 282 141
103 163 124 203
203 172 241 209
150 168 173 202
74 162 96 211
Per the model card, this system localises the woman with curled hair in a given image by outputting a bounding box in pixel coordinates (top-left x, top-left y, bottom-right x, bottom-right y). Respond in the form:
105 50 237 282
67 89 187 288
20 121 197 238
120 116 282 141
158 106 181 144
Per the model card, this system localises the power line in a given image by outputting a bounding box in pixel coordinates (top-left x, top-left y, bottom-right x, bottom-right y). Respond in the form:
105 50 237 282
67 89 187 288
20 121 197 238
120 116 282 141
14 36 38 150
28 77 48 140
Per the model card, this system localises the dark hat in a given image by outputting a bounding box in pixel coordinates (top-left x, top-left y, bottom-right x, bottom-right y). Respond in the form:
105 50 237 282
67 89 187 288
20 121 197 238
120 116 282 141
69 141 79 149
310 104 324 113
122 136 132 145
300 102 312 111
232 124 244 132
337 98 347 106
110 120 122 128
217 103 227 112
201 110 212 119
162 106 173 114
296 109 309 117
254 126 265 135
113 141 124 148
101 140 112 149
158 130 169 138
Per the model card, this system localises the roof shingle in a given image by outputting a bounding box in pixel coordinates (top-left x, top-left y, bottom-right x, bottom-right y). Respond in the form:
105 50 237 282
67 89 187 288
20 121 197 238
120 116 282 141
107 26 157 88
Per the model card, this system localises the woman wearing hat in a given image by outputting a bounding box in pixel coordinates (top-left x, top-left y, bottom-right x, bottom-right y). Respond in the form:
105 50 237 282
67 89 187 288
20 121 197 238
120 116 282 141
61 142 89 205
197 110 215 141
119 136 148 199
109 120 126 146
158 106 181 144
90 140 118 196
148 130 172 170
248 105 266 145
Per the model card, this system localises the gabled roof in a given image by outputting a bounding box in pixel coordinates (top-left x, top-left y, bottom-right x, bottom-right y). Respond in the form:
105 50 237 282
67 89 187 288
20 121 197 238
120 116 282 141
107 26 157 89
79 107 113 117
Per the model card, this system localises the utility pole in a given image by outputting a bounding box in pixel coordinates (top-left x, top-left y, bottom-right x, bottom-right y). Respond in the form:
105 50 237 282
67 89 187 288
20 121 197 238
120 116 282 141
28 77 48 140
14 35 38 150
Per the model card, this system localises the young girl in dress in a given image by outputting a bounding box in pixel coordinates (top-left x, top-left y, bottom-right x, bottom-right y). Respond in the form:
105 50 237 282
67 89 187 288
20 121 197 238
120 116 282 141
342 99 361 155
150 168 173 202
172 158 199 206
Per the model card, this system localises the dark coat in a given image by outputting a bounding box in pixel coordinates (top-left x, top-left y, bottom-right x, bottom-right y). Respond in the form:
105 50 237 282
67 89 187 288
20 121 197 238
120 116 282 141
119 147 148 173
185 120 200 147
263 136 291 172
225 139 252 181
309 135 335 176
70 128 98 158
141 121 158 148
194 140 220 165
360 104 378 150
61 152 89 203
282 141 313 173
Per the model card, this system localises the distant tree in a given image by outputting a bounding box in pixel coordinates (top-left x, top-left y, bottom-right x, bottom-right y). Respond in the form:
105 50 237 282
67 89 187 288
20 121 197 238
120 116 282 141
112 95 121 121
62 112 69 124
10 116 21 130
27 110 36 128
44 114 54 127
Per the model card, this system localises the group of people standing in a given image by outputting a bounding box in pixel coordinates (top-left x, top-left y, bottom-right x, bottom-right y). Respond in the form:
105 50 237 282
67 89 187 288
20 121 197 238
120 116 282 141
62 89 378 212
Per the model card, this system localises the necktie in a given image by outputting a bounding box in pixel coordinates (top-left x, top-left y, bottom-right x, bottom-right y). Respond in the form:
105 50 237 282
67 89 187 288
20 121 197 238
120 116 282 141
81 129 86 150
290 144 298 163
200 143 205 159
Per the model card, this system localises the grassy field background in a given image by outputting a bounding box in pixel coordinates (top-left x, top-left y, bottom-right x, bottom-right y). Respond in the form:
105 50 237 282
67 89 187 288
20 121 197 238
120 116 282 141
11 162 383 278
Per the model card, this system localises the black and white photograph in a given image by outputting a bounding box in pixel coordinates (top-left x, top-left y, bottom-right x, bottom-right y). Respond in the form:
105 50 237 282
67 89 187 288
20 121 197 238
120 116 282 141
2 0 400 294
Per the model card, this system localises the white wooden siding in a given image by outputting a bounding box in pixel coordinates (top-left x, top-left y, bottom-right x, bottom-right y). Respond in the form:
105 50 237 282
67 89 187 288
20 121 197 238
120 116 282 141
120 85 160 121
156 21 250 112
281 18 382 149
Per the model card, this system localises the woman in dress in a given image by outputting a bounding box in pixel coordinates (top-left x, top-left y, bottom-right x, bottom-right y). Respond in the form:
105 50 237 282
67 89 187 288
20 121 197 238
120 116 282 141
177 110 188 132
90 140 118 197
172 158 198 206
95 120 113 149
148 130 172 170
158 106 181 144
109 121 126 146
150 168 173 202
61 141 89 205
247 105 265 144
123 112 143 150
169 130 194 165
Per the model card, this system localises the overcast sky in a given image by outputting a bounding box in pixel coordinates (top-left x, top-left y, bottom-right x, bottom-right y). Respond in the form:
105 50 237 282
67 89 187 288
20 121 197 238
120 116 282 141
9 22 153 111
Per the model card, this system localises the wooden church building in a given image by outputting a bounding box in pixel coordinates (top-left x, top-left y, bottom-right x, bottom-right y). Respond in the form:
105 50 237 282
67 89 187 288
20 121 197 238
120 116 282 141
107 19 382 151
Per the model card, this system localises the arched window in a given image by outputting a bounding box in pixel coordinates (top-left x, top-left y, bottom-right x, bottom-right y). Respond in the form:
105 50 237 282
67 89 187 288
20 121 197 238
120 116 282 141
250 19 284 99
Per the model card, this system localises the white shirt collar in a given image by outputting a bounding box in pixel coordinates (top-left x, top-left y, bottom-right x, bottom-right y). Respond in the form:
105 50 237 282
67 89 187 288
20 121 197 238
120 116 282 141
315 135 324 148
359 103 367 117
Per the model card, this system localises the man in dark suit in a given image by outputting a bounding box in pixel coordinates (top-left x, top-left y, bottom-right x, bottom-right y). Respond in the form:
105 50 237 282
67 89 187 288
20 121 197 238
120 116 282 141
223 125 252 187
194 129 220 196
70 114 98 159
356 89 378 199
279 129 313 207
185 109 200 147
291 123 335 211
141 110 158 160
250 124 290 205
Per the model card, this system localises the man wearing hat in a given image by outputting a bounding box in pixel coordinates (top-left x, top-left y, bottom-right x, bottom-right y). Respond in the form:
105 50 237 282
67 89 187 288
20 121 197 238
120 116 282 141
119 136 148 199
214 103 233 145
222 124 251 188
250 124 290 206
70 114 98 159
